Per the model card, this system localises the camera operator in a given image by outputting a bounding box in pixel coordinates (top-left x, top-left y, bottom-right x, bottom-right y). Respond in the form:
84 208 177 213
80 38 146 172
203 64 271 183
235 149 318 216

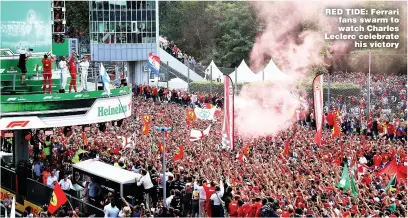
17 48 33 85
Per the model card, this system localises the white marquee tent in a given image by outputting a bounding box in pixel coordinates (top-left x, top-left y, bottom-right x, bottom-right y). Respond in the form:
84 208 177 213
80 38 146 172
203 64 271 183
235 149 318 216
258 59 291 82
204 60 224 82
168 77 188 90
229 60 262 83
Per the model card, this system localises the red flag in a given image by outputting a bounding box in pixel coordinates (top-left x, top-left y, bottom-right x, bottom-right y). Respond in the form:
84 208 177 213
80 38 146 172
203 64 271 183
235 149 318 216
48 183 68 214
379 158 407 184
159 142 168 153
142 124 150 135
222 75 234 150
173 145 184 161
82 132 88 146
242 144 250 156
185 109 197 121
141 114 152 124
313 75 323 146
281 140 290 157
332 118 341 138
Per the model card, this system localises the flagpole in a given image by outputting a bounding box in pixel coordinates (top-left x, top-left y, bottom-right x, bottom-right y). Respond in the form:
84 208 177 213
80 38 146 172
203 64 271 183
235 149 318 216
67 197 75 211
154 126 172 209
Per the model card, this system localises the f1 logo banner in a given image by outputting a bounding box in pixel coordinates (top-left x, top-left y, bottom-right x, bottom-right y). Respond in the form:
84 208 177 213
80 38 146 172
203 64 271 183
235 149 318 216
0 117 43 130
6 121 30 128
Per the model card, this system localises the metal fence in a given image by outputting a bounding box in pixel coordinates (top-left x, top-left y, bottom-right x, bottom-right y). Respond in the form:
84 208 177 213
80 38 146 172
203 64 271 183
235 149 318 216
26 178 104 217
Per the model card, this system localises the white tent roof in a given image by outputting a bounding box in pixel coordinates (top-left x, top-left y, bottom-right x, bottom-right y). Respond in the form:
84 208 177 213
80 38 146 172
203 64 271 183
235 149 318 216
258 59 290 82
73 159 140 184
205 60 224 81
168 77 188 90
229 60 262 83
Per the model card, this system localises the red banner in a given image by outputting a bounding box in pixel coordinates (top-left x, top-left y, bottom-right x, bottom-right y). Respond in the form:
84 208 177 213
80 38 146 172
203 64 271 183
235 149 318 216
313 75 324 146
222 75 234 150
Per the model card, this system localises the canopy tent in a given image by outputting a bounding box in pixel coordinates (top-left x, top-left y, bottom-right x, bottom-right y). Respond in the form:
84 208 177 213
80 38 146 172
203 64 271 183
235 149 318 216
73 159 140 184
204 60 224 82
258 59 291 82
168 77 188 90
229 60 262 83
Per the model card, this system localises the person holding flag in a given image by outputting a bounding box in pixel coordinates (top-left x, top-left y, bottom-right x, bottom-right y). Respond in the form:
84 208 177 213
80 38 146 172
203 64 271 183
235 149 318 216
48 183 69 215
99 63 111 95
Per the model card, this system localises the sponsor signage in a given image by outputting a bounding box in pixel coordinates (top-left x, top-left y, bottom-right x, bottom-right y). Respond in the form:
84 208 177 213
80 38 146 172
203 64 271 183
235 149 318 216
98 104 128 117
1 87 130 103
6 121 30 128
0 94 132 130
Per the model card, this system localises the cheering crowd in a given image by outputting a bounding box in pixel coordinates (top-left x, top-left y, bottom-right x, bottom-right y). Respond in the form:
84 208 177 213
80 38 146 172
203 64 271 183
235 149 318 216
159 36 206 73
22 75 407 217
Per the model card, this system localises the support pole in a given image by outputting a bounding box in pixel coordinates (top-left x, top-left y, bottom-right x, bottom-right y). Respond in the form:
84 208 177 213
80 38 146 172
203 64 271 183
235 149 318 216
328 73 331 111
234 67 237 96
187 63 190 92
154 126 172 208
210 65 213 95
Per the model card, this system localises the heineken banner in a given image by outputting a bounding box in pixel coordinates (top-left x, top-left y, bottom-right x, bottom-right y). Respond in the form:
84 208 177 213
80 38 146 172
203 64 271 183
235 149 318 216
0 1 52 54
0 94 132 130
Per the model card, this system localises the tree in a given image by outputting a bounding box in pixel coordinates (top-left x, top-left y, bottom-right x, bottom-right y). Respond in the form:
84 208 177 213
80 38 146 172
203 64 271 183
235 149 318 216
206 2 258 68
66 1 89 34
159 1 214 61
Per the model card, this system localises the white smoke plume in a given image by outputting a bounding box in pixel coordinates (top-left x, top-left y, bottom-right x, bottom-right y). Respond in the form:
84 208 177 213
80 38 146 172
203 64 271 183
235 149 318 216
235 1 358 138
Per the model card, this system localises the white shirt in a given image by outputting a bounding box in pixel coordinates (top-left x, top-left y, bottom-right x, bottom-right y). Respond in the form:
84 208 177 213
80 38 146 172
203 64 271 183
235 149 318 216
79 61 89 73
59 179 73 190
104 203 120 218
160 172 174 181
210 190 224 206
359 156 368 164
194 183 205 200
166 195 174 206
137 173 154 189
47 175 58 188
59 60 68 74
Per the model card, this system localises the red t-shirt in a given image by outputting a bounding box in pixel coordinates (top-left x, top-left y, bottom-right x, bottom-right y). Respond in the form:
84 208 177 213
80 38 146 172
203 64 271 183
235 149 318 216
203 185 215 200
237 206 244 217
327 113 335 126
229 201 239 217
255 202 263 217
281 211 291 218
387 124 395 135
69 56 76 74
381 153 390 164
373 155 382 166
42 57 54 74
243 204 252 217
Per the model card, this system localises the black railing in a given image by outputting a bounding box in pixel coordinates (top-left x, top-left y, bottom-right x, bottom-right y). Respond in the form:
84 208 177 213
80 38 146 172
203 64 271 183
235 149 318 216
0 166 17 192
160 61 193 83
25 178 104 217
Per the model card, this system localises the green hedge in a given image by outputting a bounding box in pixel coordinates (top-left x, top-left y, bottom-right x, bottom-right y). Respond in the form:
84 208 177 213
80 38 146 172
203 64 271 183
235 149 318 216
190 81 361 98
